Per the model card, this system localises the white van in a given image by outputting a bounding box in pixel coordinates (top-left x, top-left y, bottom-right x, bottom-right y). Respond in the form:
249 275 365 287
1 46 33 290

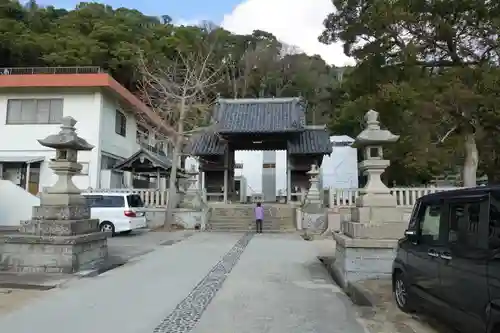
81 192 148 236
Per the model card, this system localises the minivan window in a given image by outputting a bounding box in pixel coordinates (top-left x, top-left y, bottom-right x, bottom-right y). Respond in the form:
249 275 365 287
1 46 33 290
419 204 441 242
92 195 125 208
489 195 500 249
127 194 144 208
84 195 102 207
448 202 481 249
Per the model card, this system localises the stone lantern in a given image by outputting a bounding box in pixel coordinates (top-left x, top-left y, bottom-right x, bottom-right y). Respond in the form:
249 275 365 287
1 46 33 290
301 164 326 233
305 164 321 207
179 165 202 209
37 116 94 207
0 117 108 274
332 109 404 288
352 109 399 207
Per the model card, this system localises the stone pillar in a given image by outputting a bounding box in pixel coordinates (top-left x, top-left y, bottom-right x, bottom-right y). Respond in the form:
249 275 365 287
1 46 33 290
332 110 405 288
286 155 292 203
198 168 203 192
223 150 228 203
0 117 108 274
262 150 276 202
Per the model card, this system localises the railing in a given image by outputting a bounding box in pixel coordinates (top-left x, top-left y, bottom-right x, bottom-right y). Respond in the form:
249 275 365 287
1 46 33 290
0 66 104 75
85 186 459 208
85 188 169 207
328 187 459 208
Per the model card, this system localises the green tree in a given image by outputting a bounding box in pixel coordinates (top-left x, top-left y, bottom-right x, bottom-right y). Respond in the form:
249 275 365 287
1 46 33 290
320 0 500 186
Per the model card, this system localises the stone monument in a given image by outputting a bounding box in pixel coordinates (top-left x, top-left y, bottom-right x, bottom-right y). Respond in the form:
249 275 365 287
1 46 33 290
301 164 326 234
0 117 108 273
332 110 405 288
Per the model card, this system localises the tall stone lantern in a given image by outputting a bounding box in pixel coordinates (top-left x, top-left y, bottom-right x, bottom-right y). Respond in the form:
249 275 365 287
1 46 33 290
301 164 326 233
37 116 94 207
352 109 399 208
0 117 108 274
332 109 405 288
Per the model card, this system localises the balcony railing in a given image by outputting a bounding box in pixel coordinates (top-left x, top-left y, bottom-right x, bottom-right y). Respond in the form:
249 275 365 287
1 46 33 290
0 67 104 75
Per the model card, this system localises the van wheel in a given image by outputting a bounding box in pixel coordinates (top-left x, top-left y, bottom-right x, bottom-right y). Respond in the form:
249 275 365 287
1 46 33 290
100 222 115 236
393 271 414 313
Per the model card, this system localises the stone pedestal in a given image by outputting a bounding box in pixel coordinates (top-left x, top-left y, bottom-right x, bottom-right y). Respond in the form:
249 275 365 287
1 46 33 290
332 234 398 288
0 117 108 274
332 110 404 288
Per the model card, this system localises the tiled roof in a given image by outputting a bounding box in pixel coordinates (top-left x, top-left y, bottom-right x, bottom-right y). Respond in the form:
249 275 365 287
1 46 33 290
189 128 332 156
214 97 305 133
287 128 333 155
113 148 172 172
186 132 227 156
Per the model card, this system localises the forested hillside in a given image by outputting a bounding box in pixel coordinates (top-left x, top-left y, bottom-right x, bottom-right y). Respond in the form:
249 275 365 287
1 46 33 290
0 0 342 125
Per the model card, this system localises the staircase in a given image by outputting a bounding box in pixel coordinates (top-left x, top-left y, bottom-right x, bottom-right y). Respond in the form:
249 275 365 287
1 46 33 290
207 204 297 233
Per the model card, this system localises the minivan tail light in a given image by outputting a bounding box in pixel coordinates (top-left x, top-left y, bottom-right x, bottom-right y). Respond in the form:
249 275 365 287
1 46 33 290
124 210 136 217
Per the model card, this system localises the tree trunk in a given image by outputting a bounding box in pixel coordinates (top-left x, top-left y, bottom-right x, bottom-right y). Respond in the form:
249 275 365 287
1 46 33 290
164 97 186 227
164 140 181 227
463 132 478 187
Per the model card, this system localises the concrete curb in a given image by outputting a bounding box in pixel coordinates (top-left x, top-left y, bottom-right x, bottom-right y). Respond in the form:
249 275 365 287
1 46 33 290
318 255 380 307
318 256 346 289
0 274 78 291
345 281 377 307
74 269 100 278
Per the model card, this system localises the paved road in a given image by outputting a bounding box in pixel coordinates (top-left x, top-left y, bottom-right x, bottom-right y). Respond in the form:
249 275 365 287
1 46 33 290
0 233 367 333
107 229 193 264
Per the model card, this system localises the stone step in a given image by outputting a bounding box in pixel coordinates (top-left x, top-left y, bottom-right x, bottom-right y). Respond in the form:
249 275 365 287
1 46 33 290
208 219 295 226
208 217 294 223
207 225 296 232
210 214 294 219
206 229 296 234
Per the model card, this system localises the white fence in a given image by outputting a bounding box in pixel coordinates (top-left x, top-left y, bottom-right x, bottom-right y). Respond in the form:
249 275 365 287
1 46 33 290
86 186 459 208
328 187 459 208
86 188 170 207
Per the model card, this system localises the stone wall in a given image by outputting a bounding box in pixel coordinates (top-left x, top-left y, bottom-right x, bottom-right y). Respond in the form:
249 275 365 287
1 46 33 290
145 208 166 230
0 234 107 273
173 208 206 230
333 240 396 288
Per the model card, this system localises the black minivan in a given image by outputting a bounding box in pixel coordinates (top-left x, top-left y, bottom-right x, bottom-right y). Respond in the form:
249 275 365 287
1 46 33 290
392 186 500 333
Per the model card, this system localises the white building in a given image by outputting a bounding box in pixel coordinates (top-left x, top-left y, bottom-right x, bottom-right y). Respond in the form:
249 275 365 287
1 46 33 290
0 67 172 195
321 135 359 189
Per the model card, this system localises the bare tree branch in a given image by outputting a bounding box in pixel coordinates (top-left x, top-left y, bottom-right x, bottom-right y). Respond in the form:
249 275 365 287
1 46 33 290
136 44 225 227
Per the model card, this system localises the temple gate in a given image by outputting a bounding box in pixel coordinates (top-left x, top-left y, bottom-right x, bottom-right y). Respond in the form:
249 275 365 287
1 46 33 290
188 97 332 204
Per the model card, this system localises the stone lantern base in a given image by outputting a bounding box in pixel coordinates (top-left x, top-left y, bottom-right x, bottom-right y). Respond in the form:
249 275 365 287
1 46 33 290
331 234 399 288
0 204 108 274
330 204 413 288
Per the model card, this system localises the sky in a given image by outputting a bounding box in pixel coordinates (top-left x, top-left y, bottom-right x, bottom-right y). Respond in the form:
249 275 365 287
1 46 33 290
37 0 354 67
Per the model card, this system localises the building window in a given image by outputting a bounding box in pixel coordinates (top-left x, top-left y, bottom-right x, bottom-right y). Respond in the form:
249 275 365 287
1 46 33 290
6 99 63 124
101 154 122 170
136 124 149 144
115 110 126 137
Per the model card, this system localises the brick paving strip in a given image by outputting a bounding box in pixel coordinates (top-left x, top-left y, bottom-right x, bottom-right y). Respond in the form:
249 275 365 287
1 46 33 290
153 232 254 333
